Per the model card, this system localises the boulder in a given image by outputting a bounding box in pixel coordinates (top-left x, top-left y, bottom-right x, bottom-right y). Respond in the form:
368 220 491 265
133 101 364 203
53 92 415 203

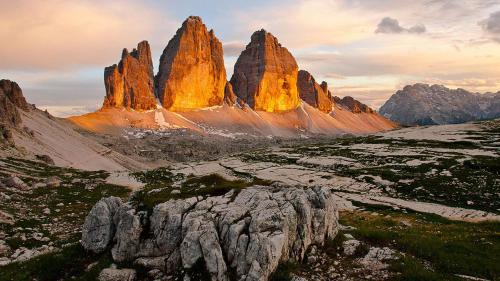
103 41 157 111
81 197 123 253
297 70 333 113
0 210 14 225
45 176 61 188
35 154 55 165
98 268 136 281
82 186 339 281
230 30 300 112
3 176 30 191
156 16 226 111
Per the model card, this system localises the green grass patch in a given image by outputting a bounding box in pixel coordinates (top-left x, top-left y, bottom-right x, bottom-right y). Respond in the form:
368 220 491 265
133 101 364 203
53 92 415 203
340 210 500 280
132 173 273 211
0 244 112 281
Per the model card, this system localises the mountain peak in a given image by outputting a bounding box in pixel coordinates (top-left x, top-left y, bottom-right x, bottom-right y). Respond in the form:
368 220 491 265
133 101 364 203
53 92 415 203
297 70 333 113
380 84 500 125
103 40 156 111
230 29 299 112
155 16 226 111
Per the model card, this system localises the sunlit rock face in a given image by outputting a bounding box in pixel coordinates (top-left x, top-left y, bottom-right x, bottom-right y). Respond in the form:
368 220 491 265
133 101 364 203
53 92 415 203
103 41 156 111
297 70 333 113
230 30 300 113
156 16 226 111
224 82 238 106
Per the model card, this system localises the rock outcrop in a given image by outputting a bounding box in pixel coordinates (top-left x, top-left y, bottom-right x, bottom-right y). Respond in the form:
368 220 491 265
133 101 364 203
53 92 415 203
81 197 123 253
337 96 374 114
230 30 300 112
380 83 500 125
0 80 29 128
82 186 338 281
103 41 157 111
156 16 226 111
224 82 238 106
297 70 333 113
0 80 30 143
0 80 29 111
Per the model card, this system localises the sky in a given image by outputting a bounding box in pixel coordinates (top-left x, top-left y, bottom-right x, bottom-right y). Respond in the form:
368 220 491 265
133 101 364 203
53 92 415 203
1 0 500 117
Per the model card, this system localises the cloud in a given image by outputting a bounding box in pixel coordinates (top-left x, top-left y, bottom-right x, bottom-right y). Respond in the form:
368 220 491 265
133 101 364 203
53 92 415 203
479 11 500 42
375 17 426 34
223 42 246 56
0 0 177 70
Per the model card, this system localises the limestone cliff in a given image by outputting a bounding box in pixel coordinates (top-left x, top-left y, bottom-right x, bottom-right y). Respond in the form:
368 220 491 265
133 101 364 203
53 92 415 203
103 41 156 111
230 30 300 112
297 70 333 113
155 16 226 111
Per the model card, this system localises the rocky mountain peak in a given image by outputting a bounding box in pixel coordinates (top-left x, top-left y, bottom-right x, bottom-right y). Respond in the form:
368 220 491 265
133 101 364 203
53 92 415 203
0 80 30 143
230 29 300 112
155 16 226 111
0 80 29 112
338 96 374 114
380 83 500 125
297 70 333 113
103 40 156 111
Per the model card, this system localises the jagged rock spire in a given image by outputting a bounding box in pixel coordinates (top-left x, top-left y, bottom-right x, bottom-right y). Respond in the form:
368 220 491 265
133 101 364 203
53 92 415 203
297 70 333 113
103 41 156 111
155 16 226 111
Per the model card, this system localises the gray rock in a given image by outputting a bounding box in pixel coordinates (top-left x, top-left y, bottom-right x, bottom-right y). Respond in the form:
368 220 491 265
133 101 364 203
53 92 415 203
98 268 136 281
342 239 361 256
3 176 29 191
291 275 309 281
81 197 123 254
45 176 61 188
0 210 14 225
380 83 500 125
111 205 142 262
82 186 339 281
0 240 11 256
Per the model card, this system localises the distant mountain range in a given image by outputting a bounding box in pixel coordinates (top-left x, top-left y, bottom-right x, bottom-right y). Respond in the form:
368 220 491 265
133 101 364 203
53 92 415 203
379 84 500 125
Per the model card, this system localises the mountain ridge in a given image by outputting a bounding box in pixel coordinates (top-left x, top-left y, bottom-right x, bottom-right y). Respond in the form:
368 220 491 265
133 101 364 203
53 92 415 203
380 83 500 125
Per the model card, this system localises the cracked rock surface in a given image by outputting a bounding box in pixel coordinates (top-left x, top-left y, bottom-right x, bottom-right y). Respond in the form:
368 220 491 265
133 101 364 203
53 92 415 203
82 186 339 281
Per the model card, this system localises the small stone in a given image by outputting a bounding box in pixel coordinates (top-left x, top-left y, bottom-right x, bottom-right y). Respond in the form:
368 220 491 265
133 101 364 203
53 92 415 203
0 210 14 225
343 240 361 256
399 220 412 227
